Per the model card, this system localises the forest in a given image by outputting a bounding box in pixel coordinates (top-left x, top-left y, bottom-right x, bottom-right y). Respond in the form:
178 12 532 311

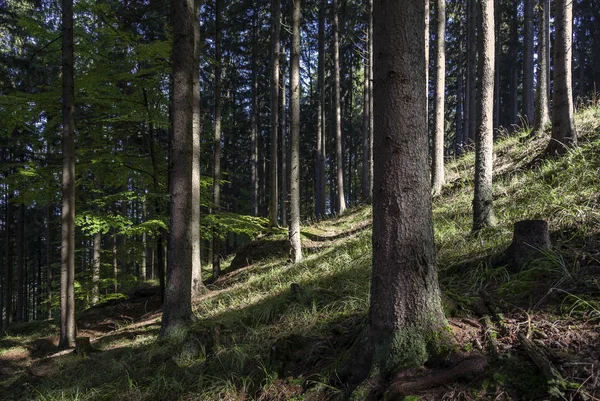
1 0 600 399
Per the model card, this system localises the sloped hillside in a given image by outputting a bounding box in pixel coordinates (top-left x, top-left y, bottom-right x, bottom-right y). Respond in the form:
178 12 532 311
1 105 599 400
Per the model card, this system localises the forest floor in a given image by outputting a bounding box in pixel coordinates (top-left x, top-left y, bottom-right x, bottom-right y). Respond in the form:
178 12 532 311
2 105 600 400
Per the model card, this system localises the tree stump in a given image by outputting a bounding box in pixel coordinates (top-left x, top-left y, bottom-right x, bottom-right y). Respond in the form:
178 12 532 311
74 337 96 357
506 220 551 271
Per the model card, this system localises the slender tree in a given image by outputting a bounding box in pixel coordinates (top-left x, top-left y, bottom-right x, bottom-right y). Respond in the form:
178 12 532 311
91 232 100 306
191 0 203 297
534 0 550 133
466 0 477 143
59 0 76 349
332 0 346 215
289 0 302 263
548 0 577 154
280 40 288 227
431 0 446 196
361 17 371 203
161 0 195 339
523 0 535 124
269 0 281 226
354 0 450 380
212 0 223 278
473 0 497 231
315 0 326 218
16 204 24 322
4 195 13 329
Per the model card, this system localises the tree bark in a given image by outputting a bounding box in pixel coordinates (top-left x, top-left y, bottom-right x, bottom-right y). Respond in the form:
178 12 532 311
280 41 288 227
361 16 371 203
534 0 550 133
523 0 535 124
548 0 577 155
357 0 449 380
161 0 195 339
315 0 326 218
45 204 52 320
16 204 24 322
91 232 100 306
455 21 464 155
509 6 518 127
212 0 223 279
59 0 76 349
332 0 346 215
289 0 302 263
467 0 477 143
431 0 446 196
473 0 497 231
191 0 203 298
4 194 13 329
269 0 281 226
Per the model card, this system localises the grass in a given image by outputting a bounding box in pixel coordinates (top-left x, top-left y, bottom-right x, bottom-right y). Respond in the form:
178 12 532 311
2 104 600 400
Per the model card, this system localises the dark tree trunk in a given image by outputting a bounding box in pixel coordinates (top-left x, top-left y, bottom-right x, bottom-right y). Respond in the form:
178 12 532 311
361 13 371 202
354 0 449 381
467 0 477 143
269 0 281 226
493 0 500 131
509 6 519 127
16 204 24 322
522 0 535 124
455 22 464 155
212 0 223 278
315 0 326 218
547 0 576 155
534 0 550 133
431 0 446 196
161 0 195 339
45 205 52 320
473 0 497 231
59 0 76 349
91 232 100 306
280 41 288 227
289 0 302 263
4 195 13 329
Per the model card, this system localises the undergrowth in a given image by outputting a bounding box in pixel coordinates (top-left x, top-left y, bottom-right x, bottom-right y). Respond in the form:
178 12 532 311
1 105 599 400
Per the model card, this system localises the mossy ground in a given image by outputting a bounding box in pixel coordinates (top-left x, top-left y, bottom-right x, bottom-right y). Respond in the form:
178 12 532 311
1 105 600 400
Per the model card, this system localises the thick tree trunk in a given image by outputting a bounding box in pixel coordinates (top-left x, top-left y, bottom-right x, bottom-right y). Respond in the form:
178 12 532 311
522 0 534 124
161 0 195 339
473 0 497 231
315 0 326 218
59 0 76 349
191 0 203 298
289 0 302 263
431 0 446 196
425 0 429 132
212 0 223 279
358 0 449 379
269 0 281 226
534 0 550 133
91 232 100 306
548 0 576 154
332 0 346 215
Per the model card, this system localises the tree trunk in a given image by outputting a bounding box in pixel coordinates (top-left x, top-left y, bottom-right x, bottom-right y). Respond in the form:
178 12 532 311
455 24 464 155
16 204 24 322
509 7 518 127
212 0 223 279
91 232 100 306
289 0 302 263
269 0 281 226
548 0 576 155
191 0 203 298
112 232 118 293
4 194 13 329
431 0 446 196
473 0 497 231
161 0 195 339
425 0 429 132
467 0 477 143
534 0 550 133
359 0 449 379
59 0 76 349
315 0 326 218
332 0 346 215
280 41 288 227
522 0 534 124
493 0 500 131
361 17 371 202
45 204 52 320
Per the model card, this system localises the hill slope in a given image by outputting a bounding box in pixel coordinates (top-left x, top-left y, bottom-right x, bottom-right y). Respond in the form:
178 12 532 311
1 105 599 400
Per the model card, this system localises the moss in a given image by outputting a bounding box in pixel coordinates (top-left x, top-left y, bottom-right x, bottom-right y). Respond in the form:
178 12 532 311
371 322 454 376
